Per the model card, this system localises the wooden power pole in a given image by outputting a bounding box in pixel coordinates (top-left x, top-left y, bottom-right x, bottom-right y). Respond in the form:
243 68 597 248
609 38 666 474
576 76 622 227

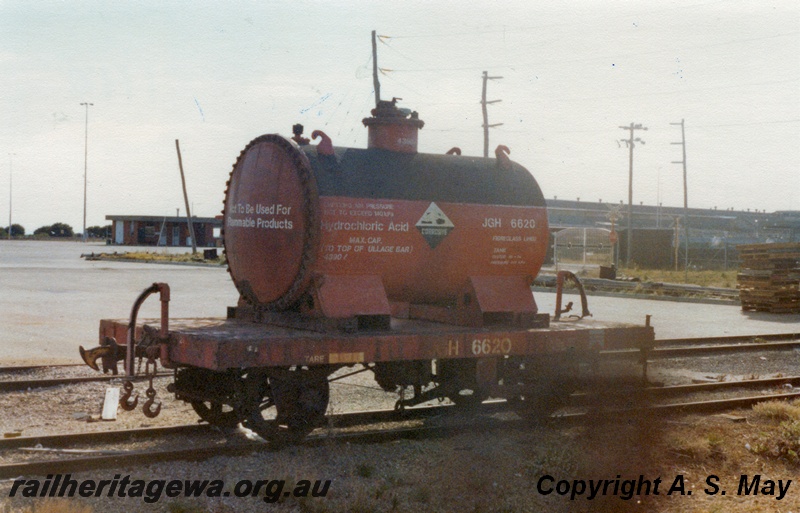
671 119 689 279
481 71 503 157
175 139 197 255
372 30 381 108
618 122 647 266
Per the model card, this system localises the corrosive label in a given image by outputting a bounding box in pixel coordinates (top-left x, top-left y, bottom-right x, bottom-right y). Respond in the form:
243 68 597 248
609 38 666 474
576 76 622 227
415 202 454 249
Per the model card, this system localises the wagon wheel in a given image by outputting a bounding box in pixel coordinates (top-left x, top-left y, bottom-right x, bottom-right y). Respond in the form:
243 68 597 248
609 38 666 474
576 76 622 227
240 369 330 445
448 388 488 409
504 356 575 423
438 359 488 409
506 380 572 422
190 400 241 429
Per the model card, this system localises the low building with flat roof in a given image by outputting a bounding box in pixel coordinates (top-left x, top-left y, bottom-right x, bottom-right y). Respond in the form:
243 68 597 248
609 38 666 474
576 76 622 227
106 215 221 247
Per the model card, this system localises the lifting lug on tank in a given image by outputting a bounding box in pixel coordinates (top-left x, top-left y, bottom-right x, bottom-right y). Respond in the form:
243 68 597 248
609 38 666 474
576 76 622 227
311 130 334 156
495 144 512 169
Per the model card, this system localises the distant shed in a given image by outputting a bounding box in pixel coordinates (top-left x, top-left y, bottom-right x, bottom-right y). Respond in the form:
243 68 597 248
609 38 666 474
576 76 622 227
106 215 221 247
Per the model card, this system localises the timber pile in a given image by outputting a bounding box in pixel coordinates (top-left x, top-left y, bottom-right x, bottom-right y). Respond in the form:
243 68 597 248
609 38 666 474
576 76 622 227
737 242 800 313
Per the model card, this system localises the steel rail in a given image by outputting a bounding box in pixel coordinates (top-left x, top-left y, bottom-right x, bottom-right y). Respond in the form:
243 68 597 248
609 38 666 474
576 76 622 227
0 373 173 393
645 376 800 396
644 376 800 395
602 340 800 360
654 333 800 347
559 391 800 422
3 391 800 479
0 401 509 452
569 375 800 406
0 415 513 480
0 364 85 374
649 391 800 413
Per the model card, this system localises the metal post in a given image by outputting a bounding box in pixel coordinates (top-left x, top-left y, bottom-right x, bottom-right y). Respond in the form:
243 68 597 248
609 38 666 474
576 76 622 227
175 140 197 254
724 240 728 271
627 125 634 266
671 119 689 279
482 72 488 157
372 30 381 108
7 153 14 240
582 228 587 266
674 217 680 272
625 127 633 267
80 102 93 242
619 123 647 266
554 231 559 272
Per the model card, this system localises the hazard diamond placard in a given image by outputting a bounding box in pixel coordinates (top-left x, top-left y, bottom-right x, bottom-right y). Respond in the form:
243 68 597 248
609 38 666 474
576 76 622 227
415 202 454 249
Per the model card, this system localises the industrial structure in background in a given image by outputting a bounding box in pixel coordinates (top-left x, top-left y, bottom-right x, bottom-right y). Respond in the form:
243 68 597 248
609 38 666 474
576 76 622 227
103 203 799 271
547 199 799 271
105 215 218 247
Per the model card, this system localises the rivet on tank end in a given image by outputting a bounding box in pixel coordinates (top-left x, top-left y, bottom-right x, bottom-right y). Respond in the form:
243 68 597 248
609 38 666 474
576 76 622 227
645 314 651 327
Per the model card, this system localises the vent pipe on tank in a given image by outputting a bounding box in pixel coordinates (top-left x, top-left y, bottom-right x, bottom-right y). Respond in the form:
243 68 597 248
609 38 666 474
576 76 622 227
362 98 424 153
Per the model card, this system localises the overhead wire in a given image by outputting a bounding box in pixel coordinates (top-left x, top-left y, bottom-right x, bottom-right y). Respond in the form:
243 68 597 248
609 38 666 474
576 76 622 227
381 31 799 74
381 0 757 40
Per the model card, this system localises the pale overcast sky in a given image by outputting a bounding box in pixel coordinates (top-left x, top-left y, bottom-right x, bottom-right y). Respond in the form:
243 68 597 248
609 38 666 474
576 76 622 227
1 0 798 232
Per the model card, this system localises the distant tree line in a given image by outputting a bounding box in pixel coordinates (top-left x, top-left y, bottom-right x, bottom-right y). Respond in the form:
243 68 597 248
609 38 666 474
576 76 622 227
33 223 75 237
0 224 26 237
2 223 111 239
86 225 112 238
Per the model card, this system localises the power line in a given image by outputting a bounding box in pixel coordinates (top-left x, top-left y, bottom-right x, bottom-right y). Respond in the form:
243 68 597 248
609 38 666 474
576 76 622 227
379 0 737 40
382 31 799 74
545 77 800 103
691 118 800 128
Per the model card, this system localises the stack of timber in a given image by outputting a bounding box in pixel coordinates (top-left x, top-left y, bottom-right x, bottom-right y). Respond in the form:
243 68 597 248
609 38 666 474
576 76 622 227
737 242 800 313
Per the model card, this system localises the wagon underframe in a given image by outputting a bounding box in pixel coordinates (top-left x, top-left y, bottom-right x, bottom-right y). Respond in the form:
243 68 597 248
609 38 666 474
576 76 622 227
99 316 654 371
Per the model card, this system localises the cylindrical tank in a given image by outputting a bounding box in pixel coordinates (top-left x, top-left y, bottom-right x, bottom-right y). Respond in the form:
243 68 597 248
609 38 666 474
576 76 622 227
223 113 549 310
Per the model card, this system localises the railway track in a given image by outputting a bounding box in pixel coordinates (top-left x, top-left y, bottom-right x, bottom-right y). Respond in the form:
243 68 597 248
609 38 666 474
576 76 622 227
3 372 796 451
604 340 800 361
3 382 800 479
0 364 85 374
0 402 507 479
0 373 173 393
655 332 800 346
570 374 800 405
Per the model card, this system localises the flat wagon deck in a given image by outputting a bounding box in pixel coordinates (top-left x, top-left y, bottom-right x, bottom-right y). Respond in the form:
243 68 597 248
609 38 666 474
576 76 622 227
100 316 654 371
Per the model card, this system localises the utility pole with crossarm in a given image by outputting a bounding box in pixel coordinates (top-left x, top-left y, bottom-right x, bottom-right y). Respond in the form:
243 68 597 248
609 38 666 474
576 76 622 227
618 122 647 266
